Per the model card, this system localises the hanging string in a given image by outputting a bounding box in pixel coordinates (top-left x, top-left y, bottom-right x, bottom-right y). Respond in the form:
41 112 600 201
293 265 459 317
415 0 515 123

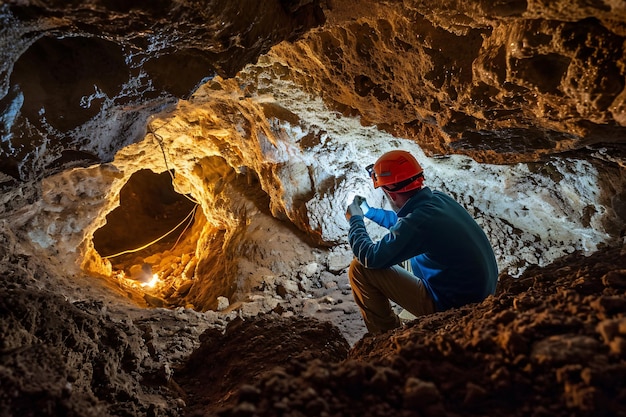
147 122 200 205
102 203 198 259
101 121 202 259
170 204 198 251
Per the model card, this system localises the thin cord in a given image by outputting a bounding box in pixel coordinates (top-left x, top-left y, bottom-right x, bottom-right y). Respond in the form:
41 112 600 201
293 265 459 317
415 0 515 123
102 203 198 259
147 123 199 205
170 204 197 251
101 122 202 259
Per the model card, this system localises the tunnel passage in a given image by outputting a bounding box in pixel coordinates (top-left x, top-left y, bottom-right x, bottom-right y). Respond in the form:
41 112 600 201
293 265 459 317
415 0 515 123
92 168 205 308
89 157 279 311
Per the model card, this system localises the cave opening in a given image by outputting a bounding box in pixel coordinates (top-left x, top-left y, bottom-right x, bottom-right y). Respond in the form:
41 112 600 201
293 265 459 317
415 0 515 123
92 168 205 308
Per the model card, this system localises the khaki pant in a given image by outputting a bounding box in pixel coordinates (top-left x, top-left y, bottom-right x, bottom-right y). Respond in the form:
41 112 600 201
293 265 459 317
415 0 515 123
348 258 436 334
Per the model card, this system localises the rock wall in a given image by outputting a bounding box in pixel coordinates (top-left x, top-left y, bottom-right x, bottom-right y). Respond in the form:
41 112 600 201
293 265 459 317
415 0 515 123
1 1 625 303
0 0 326 181
2 1 626 182
269 0 626 163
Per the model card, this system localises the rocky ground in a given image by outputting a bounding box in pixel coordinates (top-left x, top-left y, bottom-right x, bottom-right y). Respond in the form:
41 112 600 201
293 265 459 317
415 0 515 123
2 218 625 416
197 244 626 417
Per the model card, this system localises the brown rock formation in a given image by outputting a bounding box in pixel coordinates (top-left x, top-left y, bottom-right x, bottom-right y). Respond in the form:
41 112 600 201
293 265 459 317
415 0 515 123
269 0 626 162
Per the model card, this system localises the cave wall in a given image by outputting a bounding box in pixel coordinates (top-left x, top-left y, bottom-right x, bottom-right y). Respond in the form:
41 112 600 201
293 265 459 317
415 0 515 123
1 1 626 306
268 0 626 163
16 66 618 288
2 0 625 184
0 0 326 182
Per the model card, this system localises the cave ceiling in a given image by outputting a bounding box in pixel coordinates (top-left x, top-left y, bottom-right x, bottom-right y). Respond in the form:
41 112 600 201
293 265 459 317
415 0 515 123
1 0 625 184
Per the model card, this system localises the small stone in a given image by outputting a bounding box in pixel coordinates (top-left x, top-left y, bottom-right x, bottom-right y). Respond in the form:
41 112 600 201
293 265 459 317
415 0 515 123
217 296 229 311
596 319 620 343
327 249 352 273
303 262 319 277
463 382 487 406
531 334 602 365
281 280 300 295
323 281 338 289
609 337 626 356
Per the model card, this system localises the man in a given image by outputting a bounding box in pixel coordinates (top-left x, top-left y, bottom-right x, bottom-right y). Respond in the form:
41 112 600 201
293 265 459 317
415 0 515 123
345 150 498 334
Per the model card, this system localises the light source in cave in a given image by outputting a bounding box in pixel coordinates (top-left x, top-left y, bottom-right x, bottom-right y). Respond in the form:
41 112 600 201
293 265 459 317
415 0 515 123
92 169 204 307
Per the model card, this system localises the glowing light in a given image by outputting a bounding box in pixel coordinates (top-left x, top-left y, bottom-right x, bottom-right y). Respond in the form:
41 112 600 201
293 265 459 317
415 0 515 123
141 273 160 288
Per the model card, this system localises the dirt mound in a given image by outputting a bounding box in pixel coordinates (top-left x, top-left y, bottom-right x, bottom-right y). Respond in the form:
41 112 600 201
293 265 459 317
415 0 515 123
203 246 626 417
174 315 350 415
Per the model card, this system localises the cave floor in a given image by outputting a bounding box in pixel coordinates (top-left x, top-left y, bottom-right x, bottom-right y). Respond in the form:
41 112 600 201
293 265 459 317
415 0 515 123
1 236 625 416
177 244 626 417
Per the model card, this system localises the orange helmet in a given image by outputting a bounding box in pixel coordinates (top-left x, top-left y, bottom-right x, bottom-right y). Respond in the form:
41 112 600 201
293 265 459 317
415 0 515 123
366 150 424 192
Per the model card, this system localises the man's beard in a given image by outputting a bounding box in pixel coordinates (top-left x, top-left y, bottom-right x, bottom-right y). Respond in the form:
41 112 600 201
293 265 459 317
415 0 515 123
385 193 400 212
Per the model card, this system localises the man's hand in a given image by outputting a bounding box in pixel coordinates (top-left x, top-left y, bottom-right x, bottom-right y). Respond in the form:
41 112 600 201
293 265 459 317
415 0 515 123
346 195 365 220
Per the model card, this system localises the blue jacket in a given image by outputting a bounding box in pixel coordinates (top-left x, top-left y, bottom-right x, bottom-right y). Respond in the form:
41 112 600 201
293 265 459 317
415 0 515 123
348 187 498 311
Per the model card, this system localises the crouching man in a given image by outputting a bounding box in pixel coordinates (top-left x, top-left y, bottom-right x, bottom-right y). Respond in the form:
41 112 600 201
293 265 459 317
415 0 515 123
345 150 498 334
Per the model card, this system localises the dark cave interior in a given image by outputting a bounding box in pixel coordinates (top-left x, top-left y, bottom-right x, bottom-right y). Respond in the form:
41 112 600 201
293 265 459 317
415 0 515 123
92 169 202 306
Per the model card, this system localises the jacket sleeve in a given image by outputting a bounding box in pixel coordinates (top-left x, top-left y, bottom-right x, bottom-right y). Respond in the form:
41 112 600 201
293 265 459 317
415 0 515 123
364 207 397 229
348 215 425 269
